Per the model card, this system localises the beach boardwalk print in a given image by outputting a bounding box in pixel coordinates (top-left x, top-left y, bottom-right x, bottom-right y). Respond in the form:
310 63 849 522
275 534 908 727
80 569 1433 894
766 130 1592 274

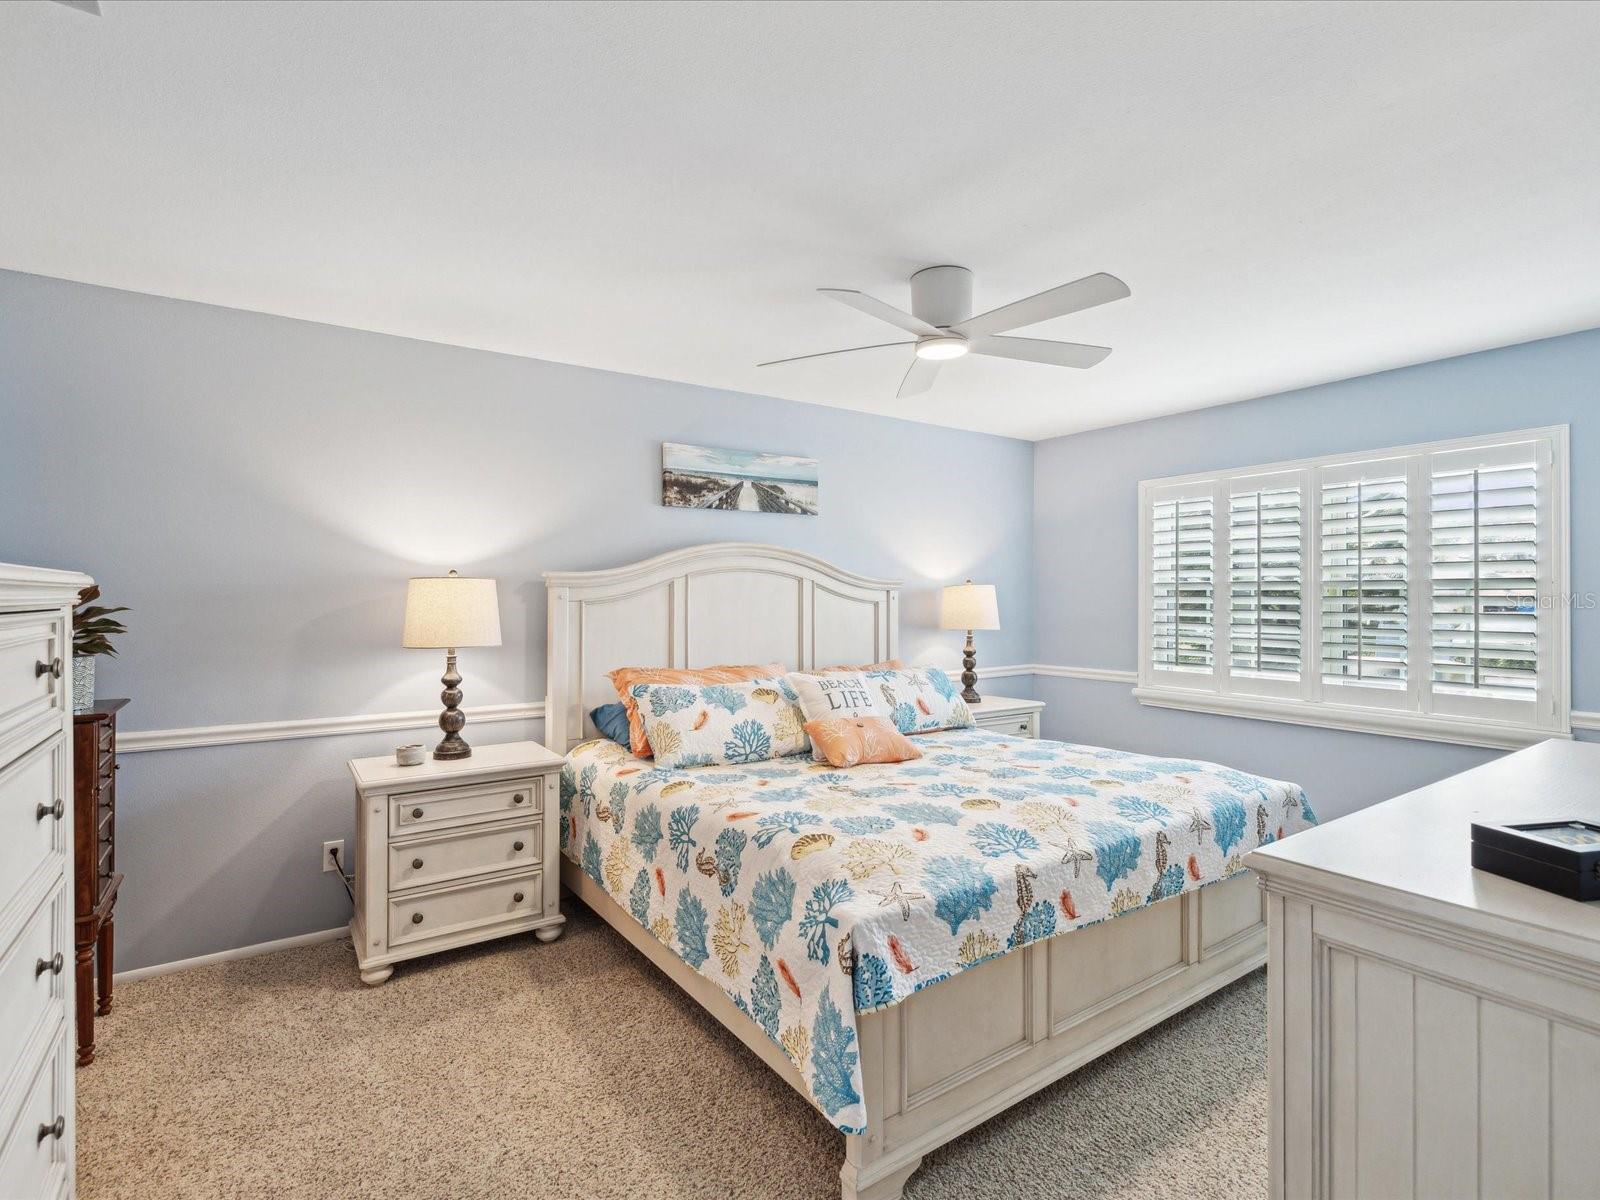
663 442 819 515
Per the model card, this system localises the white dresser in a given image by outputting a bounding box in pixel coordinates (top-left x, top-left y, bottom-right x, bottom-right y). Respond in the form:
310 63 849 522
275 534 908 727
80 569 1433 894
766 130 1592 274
1248 739 1600 1200
0 564 91 1200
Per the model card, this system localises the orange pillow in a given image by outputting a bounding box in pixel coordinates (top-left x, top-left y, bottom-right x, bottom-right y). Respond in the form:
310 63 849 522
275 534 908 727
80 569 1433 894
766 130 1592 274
816 660 902 673
804 716 923 769
609 664 784 757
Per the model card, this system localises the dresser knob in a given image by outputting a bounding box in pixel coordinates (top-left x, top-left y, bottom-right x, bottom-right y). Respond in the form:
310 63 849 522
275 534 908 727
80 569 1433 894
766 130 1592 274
513 892 525 903
411 807 423 819
513 841 525 852
36 799 64 822
411 912 424 924
36 953 64 978
37 1116 65 1143
513 793 526 804
35 658 63 680
412 858 424 870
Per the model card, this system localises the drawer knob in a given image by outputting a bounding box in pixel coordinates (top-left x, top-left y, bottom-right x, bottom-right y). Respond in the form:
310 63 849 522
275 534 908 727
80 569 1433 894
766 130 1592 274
36 953 64 978
411 807 424 819
38 1116 65 1143
513 892 525 903
513 840 525 852
411 857 424 870
36 799 64 822
411 912 424 924
35 657 63 680
513 793 526 804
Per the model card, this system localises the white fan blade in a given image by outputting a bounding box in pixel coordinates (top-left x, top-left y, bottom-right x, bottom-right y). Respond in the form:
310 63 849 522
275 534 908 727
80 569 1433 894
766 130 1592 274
758 341 914 368
819 289 943 337
897 355 941 398
953 273 1129 338
968 336 1112 369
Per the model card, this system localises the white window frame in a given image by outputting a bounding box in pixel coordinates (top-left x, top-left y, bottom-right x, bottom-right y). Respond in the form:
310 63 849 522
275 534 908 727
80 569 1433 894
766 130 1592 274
1135 426 1571 750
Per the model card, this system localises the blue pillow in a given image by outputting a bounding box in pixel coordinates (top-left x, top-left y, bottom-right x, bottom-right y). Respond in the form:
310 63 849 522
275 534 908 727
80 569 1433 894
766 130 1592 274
589 702 632 747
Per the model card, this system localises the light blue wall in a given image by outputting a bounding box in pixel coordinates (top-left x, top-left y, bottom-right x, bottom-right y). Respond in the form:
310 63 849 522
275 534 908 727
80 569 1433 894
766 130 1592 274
0 269 1035 969
6 264 1593 971
1033 329 1598 823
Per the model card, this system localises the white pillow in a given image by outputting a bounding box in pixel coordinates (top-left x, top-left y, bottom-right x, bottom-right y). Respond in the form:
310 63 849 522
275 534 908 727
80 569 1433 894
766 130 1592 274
785 671 887 760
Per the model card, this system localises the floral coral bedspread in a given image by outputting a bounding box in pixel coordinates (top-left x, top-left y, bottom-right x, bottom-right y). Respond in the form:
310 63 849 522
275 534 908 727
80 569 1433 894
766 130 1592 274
558 728 1315 1134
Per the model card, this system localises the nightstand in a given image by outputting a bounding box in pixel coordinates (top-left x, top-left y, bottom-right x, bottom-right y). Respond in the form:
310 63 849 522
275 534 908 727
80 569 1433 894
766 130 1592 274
966 694 1045 739
347 740 565 985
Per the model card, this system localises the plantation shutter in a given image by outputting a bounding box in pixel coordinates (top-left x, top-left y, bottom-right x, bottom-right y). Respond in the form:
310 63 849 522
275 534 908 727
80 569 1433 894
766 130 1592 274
1430 449 1540 701
1320 468 1408 688
1228 479 1303 678
1150 492 1214 673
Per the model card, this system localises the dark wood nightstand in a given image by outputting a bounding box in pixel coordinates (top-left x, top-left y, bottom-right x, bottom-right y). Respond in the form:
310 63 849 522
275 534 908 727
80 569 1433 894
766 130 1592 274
73 698 126 1066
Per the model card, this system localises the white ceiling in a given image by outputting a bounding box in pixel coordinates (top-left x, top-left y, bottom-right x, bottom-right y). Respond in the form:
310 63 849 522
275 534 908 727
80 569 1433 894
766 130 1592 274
5 1 1599 441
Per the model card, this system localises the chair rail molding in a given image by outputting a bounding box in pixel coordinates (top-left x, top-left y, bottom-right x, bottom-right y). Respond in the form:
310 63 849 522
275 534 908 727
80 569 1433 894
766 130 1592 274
109 668 1597 754
119 702 544 754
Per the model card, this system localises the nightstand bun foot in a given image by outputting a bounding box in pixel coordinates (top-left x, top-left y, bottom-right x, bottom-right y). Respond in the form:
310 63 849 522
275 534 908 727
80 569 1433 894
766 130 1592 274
359 965 394 986
534 923 565 943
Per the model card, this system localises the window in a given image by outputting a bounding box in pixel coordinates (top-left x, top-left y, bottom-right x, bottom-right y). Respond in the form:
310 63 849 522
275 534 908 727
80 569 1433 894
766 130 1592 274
1137 427 1569 749
1150 492 1213 673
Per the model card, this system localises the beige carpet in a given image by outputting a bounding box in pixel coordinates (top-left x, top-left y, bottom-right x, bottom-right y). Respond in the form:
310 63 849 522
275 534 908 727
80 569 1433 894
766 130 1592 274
78 905 1267 1199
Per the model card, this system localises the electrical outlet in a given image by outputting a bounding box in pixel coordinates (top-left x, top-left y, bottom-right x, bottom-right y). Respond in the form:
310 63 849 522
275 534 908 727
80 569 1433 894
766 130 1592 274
322 839 345 873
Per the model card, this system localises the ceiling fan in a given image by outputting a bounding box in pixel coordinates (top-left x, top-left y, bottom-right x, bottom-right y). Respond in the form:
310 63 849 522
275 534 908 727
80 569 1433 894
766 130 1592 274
759 266 1129 398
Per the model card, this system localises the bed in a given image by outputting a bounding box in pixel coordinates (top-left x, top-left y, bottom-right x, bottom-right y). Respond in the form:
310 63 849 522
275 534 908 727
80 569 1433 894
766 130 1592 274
547 542 1313 1200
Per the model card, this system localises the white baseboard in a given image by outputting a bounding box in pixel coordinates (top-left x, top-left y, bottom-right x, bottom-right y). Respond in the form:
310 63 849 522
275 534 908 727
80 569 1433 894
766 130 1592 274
113 925 348 984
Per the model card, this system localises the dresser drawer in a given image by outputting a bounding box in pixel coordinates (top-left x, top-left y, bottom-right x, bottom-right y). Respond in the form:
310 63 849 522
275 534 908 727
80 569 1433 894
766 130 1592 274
389 777 541 835
0 614 66 760
389 820 541 892
0 889 67 1090
388 871 542 947
0 1027 70 1200
0 737 65 898
974 712 1038 738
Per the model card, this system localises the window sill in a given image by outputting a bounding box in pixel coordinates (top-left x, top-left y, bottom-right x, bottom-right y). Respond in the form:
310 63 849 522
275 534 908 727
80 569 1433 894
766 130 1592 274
1131 685 1570 751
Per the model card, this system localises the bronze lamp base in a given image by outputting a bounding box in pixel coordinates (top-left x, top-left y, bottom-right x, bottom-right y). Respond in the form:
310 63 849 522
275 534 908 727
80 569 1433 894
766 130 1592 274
433 649 472 759
960 630 981 704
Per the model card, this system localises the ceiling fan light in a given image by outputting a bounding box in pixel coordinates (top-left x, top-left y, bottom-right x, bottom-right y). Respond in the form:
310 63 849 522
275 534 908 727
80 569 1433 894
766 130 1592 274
915 336 968 361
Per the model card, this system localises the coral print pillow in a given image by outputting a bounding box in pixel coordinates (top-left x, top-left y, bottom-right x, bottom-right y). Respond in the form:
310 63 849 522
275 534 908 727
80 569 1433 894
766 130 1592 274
608 663 783 757
868 666 974 734
629 678 809 769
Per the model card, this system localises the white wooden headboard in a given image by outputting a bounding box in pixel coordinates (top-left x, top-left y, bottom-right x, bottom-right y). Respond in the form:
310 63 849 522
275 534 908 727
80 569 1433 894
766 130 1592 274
544 542 900 752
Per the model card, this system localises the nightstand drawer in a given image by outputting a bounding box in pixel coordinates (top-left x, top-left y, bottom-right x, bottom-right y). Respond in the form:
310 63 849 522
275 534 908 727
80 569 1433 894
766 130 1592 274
974 713 1038 738
389 821 541 891
388 871 542 947
389 777 541 835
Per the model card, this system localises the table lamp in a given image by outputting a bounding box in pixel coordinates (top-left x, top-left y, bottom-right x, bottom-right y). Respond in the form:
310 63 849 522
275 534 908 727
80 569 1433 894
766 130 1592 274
940 580 1000 704
402 570 502 760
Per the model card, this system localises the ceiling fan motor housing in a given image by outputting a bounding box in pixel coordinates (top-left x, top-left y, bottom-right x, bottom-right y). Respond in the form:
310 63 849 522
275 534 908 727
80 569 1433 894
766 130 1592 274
910 264 973 329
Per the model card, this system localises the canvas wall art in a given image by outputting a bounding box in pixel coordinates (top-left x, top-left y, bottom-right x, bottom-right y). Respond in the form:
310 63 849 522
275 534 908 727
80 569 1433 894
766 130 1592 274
662 442 818 514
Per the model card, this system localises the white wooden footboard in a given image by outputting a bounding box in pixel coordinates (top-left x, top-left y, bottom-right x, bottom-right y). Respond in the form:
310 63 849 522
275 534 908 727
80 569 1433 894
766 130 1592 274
563 859 1264 1200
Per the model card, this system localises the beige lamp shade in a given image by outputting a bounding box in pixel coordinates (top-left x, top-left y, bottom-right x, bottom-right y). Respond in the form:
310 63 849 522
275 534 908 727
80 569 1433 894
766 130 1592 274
940 581 1000 631
402 572 502 649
